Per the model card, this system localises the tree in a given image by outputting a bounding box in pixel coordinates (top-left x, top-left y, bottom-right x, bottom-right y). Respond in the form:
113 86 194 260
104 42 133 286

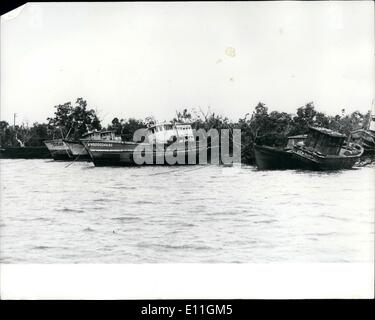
329 110 369 136
26 123 50 146
109 117 122 135
314 112 332 128
174 109 192 123
235 102 273 163
290 102 317 135
47 102 73 137
107 117 145 141
47 98 102 140
0 121 11 146
121 119 145 141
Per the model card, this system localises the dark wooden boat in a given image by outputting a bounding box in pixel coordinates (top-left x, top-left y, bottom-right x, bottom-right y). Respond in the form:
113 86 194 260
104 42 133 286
0 146 51 159
254 145 294 170
254 127 364 171
254 135 307 170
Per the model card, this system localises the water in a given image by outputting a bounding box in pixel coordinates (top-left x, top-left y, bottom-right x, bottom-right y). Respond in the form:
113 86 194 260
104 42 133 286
0 159 374 263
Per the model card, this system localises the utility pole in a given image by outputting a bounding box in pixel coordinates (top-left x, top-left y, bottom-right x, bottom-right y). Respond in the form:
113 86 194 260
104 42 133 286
13 113 17 129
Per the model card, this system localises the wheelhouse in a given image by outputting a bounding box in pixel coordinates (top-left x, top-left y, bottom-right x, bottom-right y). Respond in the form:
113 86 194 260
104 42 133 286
304 127 346 155
147 123 194 144
286 134 307 149
81 130 120 141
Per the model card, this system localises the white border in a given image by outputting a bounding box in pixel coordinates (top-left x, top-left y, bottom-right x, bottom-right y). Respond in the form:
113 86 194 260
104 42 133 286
1 263 373 299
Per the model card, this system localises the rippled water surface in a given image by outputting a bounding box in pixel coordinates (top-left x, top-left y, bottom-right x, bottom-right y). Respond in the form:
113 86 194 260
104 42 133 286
0 159 374 263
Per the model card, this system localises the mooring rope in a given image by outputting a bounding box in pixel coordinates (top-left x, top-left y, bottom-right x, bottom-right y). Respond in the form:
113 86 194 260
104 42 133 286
65 155 81 168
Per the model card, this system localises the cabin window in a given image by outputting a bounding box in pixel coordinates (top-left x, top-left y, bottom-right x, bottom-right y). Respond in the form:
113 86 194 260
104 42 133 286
313 135 343 155
309 131 320 149
306 131 318 148
326 136 338 147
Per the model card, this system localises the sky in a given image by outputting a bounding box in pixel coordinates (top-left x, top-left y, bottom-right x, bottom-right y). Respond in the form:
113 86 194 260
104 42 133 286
1 1 374 126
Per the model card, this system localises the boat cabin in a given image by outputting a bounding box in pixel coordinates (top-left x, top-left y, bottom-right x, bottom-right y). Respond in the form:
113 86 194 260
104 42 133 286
81 130 121 141
286 135 307 149
147 123 194 144
304 127 346 155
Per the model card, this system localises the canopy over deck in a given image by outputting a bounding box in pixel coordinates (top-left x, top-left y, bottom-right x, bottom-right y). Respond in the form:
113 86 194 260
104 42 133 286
309 126 346 138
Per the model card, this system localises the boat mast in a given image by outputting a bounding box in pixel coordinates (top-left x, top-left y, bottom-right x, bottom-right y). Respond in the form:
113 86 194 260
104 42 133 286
65 123 74 140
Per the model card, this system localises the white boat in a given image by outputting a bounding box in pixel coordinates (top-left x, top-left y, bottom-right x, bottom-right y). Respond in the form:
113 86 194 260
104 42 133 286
64 131 119 160
43 139 73 160
81 122 208 166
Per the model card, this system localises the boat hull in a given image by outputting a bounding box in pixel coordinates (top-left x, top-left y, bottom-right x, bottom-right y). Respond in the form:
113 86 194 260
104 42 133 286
81 140 211 166
254 144 363 171
0 146 51 159
64 140 90 160
253 144 296 170
43 139 73 161
291 148 362 170
350 130 375 155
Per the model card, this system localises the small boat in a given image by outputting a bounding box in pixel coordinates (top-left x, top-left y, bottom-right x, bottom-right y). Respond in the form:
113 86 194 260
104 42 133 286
43 139 73 160
63 131 119 161
254 127 363 171
348 129 374 155
81 122 209 166
349 108 375 156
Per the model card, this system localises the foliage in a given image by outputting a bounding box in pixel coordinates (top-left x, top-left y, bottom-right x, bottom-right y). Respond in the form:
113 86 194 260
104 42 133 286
107 117 145 141
0 121 58 147
47 98 102 140
1 98 372 165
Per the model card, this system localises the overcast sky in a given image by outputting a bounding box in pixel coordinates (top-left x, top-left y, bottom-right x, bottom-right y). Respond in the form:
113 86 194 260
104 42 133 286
1 1 374 126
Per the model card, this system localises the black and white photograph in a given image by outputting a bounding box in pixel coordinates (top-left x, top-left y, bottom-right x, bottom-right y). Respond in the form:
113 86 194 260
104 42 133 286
0 1 374 300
